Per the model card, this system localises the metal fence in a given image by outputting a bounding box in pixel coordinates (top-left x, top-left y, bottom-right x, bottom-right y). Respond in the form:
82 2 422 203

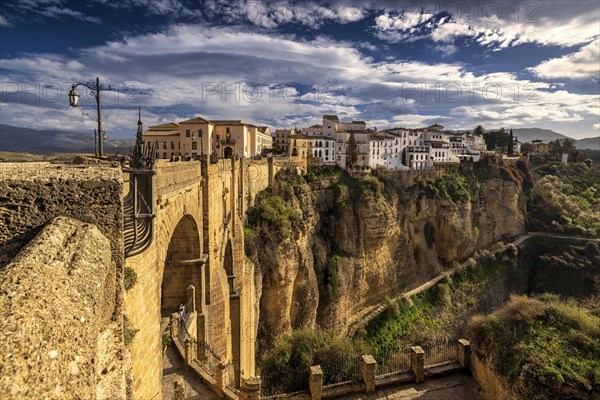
374 348 412 378
423 340 458 368
261 368 309 398
322 353 362 387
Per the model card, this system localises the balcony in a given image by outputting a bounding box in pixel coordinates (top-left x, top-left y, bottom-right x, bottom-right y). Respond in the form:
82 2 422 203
221 137 236 145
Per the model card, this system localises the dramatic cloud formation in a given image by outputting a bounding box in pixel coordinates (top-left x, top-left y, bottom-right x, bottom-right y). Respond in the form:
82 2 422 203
529 39 600 79
0 0 599 138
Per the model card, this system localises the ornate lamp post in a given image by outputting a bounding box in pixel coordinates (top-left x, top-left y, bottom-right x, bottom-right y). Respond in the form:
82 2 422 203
69 77 114 157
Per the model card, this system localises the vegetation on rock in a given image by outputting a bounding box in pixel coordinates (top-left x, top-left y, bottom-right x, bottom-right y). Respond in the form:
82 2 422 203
124 266 137 291
359 251 516 354
418 174 470 204
247 188 300 238
528 162 600 237
469 294 600 400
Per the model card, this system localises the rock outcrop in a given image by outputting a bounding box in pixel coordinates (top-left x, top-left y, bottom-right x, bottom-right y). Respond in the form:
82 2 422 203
247 162 529 350
0 217 126 399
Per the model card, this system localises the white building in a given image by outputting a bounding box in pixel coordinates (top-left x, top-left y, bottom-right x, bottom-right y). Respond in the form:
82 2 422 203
294 119 489 171
405 145 431 170
370 131 407 170
310 136 336 165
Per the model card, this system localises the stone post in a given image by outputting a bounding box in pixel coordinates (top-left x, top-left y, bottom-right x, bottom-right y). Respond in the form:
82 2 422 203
170 312 179 339
268 156 274 187
185 339 196 367
239 376 261 400
216 362 228 397
173 378 186 400
187 285 196 313
458 339 471 368
309 365 323 400
411 346 425 383
361 355 376 393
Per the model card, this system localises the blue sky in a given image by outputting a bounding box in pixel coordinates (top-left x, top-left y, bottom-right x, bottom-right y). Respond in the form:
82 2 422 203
0 0 599 140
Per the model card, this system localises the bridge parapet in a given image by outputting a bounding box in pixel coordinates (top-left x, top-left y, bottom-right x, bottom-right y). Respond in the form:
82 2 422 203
154 160 202 200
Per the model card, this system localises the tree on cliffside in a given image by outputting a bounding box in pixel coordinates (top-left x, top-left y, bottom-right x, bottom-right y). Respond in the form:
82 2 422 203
508 129 514 155
484 128 509 152
347 131 358 168
474 125 485 136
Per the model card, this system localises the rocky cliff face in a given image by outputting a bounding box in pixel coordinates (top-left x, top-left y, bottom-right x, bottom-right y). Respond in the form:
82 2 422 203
247 160 530 351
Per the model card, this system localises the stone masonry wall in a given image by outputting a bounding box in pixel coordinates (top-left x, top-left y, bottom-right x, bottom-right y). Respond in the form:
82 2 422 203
0 162 126 399
125 160 203 400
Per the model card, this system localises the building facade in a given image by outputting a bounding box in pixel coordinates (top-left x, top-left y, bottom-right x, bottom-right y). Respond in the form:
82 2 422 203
143 116 271 160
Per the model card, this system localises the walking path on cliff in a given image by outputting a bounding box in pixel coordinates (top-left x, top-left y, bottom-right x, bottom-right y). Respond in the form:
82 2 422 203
162 344 218 400
346 232 592 337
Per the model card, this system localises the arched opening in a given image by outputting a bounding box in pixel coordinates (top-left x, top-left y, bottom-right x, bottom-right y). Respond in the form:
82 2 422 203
292 147 298 157
161 215 204 368
161 216 201 313
223 239 241 388
224 146 233 159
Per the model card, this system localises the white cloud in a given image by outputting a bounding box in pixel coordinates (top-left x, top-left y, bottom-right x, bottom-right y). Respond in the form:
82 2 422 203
434 44 458 57
0 14 13 27
529 39 600 80
374 2 599 50
374 12 433 42
430 22 472 42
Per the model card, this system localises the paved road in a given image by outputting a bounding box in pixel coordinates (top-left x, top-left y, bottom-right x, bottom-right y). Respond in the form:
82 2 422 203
162 345 218 400
338 373 483 400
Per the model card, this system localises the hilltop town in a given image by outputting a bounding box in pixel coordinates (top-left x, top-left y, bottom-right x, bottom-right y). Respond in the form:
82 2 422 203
142 114 527 171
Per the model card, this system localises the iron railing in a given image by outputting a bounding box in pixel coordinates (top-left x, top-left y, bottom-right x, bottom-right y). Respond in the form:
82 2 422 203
374 347 412 378
423 340 458 368
322 353 362 387
261 367 309 398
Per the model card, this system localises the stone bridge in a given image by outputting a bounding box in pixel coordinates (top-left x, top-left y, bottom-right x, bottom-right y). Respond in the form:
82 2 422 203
125 156 305 399
0 156 305 400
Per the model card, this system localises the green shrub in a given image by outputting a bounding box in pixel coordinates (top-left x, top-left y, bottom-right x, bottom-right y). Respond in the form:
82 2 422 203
419 174 470 204
259 328 366 391
162 333 172 348
124 266 137 291
385 297 401 319
247 189 300 237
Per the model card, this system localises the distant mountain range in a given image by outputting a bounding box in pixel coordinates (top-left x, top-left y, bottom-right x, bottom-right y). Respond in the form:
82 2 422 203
0 124 598 154
576 137 600 151
511 128 599 150
0 124 135 155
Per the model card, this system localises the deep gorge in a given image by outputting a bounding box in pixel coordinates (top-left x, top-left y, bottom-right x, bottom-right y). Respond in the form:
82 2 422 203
244 156 534 352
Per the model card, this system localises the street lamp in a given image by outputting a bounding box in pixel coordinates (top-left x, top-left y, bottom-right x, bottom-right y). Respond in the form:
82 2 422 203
69 77 114 157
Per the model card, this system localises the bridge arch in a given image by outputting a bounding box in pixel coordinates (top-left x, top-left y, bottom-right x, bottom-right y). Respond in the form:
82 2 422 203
161 215 201 314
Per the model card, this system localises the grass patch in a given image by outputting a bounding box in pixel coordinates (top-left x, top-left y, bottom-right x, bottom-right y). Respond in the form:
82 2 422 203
360 254 512 354
469 295 600 400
